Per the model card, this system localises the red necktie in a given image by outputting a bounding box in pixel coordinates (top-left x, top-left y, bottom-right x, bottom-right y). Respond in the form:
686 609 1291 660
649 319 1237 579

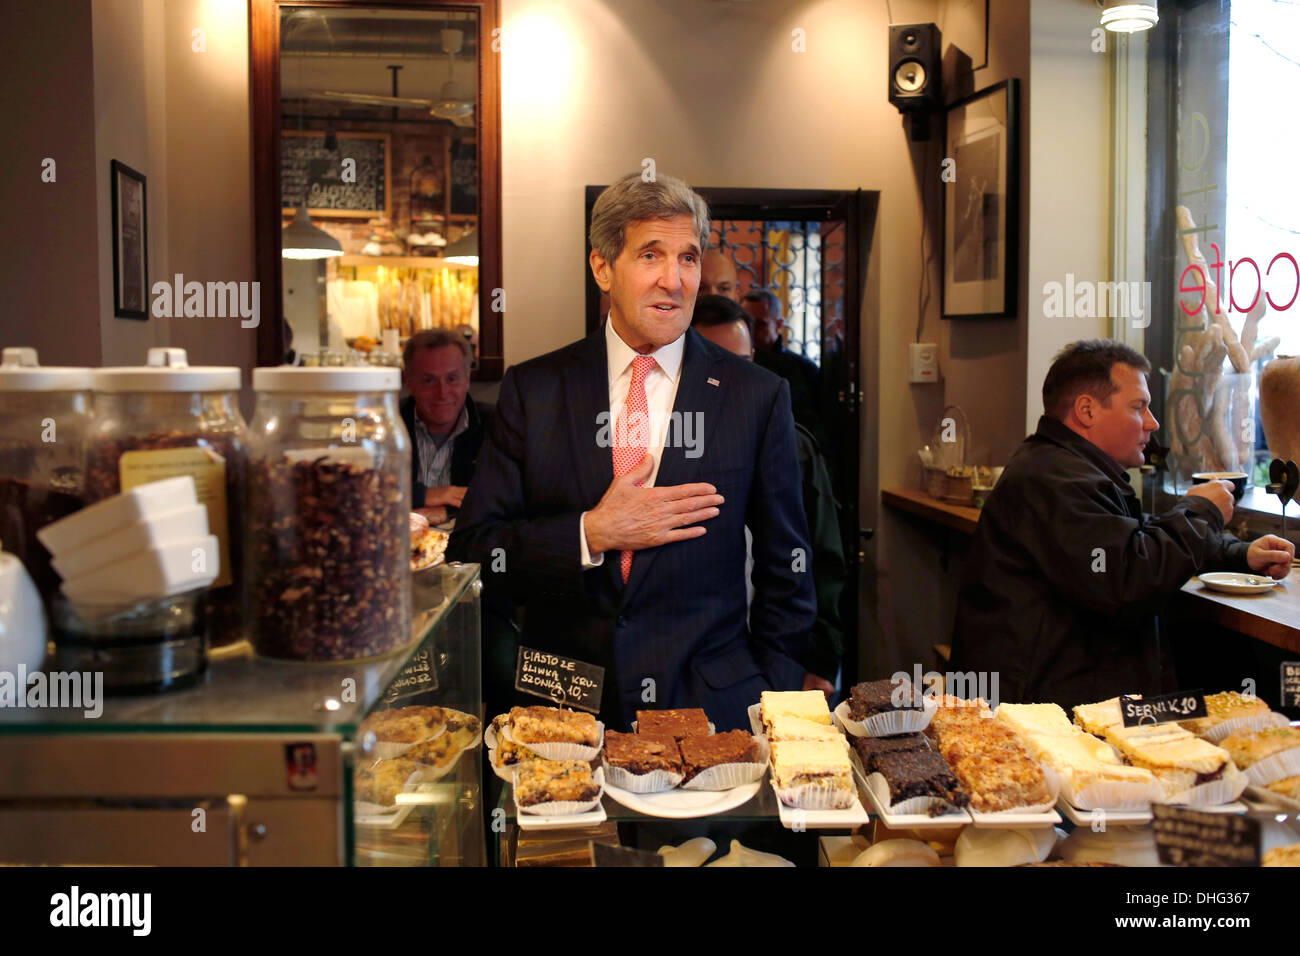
612 355 656 582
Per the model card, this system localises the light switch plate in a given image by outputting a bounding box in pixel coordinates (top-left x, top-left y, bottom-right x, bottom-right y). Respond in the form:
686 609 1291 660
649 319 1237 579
909 342 939 383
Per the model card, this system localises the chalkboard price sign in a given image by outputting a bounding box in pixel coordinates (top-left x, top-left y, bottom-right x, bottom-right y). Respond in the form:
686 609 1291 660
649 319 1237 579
515 646 605 714
1152 805 1260 867
382 645 438 705
1120 690 1207 728
1282 662 1300 710
281 131 390 219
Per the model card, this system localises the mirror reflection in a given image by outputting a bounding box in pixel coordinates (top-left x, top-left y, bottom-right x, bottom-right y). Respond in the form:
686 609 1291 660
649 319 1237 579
278 6 481 369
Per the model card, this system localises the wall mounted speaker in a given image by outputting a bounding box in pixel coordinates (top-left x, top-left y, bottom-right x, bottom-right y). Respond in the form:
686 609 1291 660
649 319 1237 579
889 23 942 114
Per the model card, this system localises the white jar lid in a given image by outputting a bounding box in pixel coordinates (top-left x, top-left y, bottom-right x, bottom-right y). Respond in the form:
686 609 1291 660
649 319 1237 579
253 366 401 392
0 347 93 391
93 347 241 393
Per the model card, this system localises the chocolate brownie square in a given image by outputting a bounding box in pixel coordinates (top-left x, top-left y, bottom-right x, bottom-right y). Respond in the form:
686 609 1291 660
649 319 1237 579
604 730 682 775
850 733 928 774
874 750 969 808
636 708 710 740
849 678 921 719
679 730 758 781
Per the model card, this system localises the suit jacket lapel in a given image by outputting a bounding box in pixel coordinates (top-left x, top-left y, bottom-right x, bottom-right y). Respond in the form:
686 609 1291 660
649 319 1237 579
623 328 726 603
566 327 614 507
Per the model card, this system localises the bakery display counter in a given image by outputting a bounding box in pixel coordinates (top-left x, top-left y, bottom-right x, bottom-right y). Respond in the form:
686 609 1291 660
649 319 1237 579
0 562 485 867
482 686 1300 868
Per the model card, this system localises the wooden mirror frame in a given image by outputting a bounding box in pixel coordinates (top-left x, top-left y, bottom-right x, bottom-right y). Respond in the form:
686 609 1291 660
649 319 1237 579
249 0 503 379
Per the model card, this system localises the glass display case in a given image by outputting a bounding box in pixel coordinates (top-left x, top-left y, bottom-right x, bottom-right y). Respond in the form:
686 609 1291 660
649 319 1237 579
0 562 483 867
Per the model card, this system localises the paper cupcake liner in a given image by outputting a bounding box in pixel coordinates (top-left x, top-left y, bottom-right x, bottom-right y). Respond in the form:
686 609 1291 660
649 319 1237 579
771 771 857 810
501 722 604 762
1243 747 1300 787
1246 783 1300 813
601 759 685 793
1042 763 1160 811
865 771 965 817
970 797 1057 816
484 721 501 749
748 703 764 736
680 736 771 791
834 697 936 738
1161 765 1249 807
514 767 605 816
1202 711 1290 743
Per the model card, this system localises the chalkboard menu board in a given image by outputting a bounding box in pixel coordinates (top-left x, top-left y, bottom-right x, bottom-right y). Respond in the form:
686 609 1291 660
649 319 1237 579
281 131 390 218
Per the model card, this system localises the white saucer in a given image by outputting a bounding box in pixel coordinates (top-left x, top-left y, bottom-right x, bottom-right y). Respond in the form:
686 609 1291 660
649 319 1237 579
1197 572 1279 595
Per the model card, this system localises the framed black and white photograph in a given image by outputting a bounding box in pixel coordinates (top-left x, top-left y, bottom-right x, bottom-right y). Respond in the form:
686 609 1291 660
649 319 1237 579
110 160 148 319
943 79 1019 319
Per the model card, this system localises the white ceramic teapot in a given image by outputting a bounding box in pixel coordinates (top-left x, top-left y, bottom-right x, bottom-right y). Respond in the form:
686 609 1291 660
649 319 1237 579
0 551 47 673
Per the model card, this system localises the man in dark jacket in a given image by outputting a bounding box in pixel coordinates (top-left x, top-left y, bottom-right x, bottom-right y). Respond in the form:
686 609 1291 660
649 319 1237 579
400 329 492 525
691 294 846 697
950 339 1294 709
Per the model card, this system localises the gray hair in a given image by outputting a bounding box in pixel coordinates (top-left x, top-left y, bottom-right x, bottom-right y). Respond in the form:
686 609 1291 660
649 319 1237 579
403 328 472 372
741 289 783 320
589 172 710 264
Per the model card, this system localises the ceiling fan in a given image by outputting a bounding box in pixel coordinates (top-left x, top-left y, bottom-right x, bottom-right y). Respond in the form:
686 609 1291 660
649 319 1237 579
300 27 475 127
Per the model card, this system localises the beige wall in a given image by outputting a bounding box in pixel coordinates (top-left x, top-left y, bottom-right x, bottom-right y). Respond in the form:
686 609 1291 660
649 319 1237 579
1024 0 1113 432
92 0 168 365
160 0 257 381
0 1 103 366
1 0 254 380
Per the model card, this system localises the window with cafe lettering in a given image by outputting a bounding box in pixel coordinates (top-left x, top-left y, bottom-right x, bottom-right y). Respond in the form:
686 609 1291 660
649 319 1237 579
1145 0 1300 497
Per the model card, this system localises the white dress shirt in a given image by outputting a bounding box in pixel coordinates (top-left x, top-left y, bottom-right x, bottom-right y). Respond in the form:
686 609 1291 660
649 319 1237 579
579 317 686 567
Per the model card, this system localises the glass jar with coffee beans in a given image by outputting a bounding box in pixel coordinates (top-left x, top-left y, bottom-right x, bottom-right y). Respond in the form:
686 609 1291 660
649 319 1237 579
247 366 411 662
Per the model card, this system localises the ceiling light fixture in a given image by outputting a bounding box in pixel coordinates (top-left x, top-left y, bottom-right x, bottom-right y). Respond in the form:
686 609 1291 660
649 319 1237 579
281 203 343 259
1100 0 1158 33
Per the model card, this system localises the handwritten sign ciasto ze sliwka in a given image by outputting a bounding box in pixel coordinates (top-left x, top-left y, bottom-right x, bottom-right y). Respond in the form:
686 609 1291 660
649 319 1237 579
514 647 604 714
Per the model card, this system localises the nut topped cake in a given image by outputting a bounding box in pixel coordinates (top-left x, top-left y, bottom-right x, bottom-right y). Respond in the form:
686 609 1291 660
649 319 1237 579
851 733 928 774
679 730 759 781
873 749 969 808
925 699 1052 812
1179 691 1274 737
508 706 601 747
944 748 1052 812
849 678 922 718
1218 726 1300 768
514 758 601 807
636 708 710 740
604 730 683 776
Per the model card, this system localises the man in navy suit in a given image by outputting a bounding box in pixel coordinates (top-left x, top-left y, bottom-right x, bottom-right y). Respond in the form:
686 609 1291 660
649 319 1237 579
448 172 815 731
